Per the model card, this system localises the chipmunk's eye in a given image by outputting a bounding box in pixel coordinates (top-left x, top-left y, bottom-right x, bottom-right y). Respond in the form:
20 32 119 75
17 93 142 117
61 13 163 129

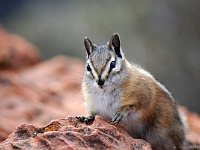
87 64 91 71
110 61 116 69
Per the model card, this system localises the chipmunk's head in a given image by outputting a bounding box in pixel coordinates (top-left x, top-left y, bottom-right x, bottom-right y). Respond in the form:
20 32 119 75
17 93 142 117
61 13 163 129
83 33 126 89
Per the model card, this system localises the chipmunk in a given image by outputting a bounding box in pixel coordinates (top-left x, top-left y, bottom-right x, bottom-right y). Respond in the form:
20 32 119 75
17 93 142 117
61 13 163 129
76 33 186 150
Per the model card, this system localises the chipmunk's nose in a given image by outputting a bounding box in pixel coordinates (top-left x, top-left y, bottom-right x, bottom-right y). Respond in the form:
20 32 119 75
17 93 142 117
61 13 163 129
97 75 105 86
97 79 104 86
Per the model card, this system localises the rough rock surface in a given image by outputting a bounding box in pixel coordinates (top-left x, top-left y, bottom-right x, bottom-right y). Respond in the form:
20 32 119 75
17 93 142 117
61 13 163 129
0 117 152 150
180 107 200 145
0 56 85 142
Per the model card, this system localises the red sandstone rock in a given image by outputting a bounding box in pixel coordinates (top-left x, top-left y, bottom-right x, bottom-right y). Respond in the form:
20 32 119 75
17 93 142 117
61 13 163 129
0 117 152 150
0 56 85 142
0 27 40 70
179 106 200 145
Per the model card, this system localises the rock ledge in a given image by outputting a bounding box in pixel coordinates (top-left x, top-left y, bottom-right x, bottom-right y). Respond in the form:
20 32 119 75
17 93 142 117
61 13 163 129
0 117 152 150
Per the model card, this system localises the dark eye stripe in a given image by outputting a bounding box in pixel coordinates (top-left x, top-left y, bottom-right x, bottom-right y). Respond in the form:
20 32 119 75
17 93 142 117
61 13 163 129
90 70 95 78
86 63 95 79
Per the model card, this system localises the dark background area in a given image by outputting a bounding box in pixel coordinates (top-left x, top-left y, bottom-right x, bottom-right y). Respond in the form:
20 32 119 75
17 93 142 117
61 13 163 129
0 0 199 114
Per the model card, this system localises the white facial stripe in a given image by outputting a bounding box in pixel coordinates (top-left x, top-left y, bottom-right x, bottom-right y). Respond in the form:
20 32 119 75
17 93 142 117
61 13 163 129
87 60 98 79
101 56 121 80
113 57 121 72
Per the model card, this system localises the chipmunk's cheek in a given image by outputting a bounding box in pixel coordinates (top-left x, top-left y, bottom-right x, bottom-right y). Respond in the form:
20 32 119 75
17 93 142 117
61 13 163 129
86 71 92 78
110 74 123 85
110 75 118 82
103 81 109 87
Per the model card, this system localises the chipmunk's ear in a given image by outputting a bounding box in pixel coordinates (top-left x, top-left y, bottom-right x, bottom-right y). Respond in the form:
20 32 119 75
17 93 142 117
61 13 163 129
84 37 92 58
108 33 122 58
84 37 95 58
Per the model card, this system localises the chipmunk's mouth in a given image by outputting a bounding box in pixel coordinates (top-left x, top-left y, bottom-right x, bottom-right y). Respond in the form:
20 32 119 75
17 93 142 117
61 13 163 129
99 85 104 89
100 83 112 89
98 84 108 89
99 86 103 89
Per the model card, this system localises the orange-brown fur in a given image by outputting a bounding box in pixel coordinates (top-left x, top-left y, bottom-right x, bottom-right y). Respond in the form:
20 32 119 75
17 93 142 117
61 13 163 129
119 65 185 149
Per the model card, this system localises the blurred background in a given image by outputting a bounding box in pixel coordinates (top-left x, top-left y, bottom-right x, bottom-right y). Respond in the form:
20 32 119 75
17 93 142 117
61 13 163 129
0 0 199 114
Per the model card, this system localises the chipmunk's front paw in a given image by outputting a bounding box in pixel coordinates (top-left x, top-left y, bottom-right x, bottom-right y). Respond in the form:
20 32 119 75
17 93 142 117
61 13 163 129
111 111 124 125
111 105 134 125
76 116 95 123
